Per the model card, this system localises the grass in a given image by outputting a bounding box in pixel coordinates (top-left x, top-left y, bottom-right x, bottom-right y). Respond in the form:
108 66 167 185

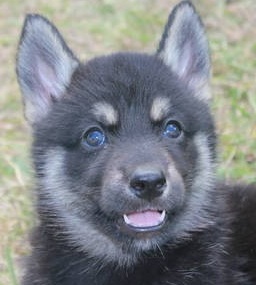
0 0 255 284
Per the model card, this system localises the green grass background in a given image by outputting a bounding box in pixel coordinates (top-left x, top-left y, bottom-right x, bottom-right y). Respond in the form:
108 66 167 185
0 0 255 284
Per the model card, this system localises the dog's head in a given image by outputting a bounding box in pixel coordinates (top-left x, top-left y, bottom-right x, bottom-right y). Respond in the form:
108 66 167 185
17 1 216 266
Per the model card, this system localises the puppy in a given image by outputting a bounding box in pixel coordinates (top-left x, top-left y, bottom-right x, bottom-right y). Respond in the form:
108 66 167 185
16 1 256 284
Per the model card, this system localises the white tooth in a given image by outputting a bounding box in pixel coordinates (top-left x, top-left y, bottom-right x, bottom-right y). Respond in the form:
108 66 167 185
123 214 131 225
159 210 166 222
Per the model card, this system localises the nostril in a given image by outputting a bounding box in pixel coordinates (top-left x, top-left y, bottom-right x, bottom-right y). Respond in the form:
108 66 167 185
130 179 147 192
155 177 166 190
129 170 167 200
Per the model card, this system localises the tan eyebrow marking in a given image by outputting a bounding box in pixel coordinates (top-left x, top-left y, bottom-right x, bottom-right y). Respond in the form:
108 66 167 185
150 97 171 122
92 102 118 126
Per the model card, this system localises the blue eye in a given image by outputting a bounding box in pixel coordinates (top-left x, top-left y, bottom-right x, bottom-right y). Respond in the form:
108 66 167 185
163 121 182 139
82 128 106 148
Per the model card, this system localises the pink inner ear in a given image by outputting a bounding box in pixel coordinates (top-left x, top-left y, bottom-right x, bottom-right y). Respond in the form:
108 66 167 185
36 58 61 103
178 40 193 80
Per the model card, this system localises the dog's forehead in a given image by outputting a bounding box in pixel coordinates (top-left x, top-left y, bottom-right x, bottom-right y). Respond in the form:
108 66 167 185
88 96 172 131
72 53 185 127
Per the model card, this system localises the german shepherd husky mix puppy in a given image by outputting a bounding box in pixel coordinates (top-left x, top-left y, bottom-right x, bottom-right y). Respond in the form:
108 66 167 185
16 1 256 284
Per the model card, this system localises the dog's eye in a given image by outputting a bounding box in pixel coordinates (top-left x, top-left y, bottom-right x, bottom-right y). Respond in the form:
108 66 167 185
82 128 106 148
163 121 182 139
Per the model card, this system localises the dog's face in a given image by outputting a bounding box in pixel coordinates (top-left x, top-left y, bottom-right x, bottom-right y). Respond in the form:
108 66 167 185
17 2 216 266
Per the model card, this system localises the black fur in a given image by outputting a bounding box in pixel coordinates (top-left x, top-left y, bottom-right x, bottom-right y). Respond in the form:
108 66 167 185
17 1 256 284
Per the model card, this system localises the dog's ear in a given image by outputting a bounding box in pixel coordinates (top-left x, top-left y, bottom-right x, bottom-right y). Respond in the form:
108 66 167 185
157 1 211 101
16 14 79 125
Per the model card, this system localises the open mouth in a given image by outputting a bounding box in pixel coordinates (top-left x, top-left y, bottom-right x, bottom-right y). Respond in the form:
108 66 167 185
122 210 166 233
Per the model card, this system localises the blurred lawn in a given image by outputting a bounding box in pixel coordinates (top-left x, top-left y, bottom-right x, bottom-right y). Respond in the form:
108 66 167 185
0 0 255 284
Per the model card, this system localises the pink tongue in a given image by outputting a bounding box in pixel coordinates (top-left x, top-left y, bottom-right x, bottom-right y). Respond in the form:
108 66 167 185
125 210 162 227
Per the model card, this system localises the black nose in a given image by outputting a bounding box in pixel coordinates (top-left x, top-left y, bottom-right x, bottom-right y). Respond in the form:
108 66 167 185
129 168 166 200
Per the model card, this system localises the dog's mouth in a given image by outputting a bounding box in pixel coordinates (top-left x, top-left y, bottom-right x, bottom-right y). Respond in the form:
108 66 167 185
122 210 166 233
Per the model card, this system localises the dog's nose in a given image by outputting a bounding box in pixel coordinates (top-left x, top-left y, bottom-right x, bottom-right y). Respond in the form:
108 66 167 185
129 168 166 200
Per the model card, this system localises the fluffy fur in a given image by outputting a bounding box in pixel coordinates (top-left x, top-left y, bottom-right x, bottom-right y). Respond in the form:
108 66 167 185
16 1 256 284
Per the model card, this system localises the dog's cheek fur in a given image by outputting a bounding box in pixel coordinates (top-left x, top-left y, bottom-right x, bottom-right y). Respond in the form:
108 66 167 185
35 147 140 266
155 132 217 243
